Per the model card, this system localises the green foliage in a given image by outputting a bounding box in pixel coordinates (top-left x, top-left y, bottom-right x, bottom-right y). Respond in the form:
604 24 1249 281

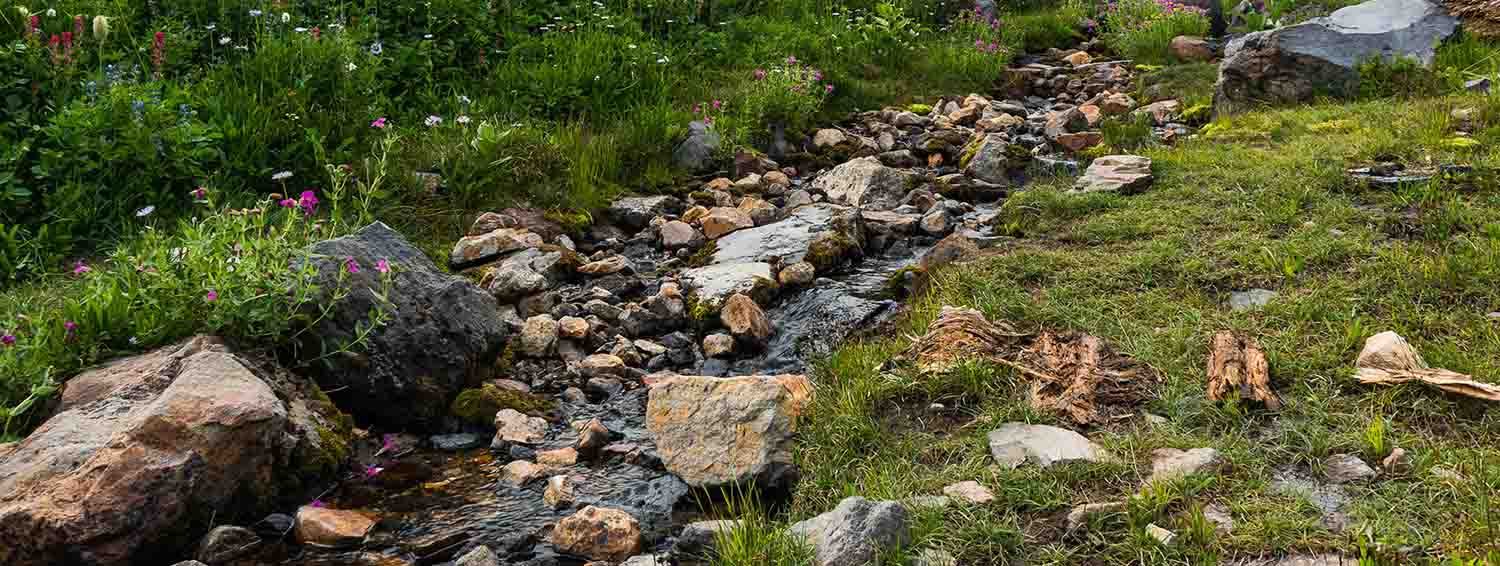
1101 0 1211 63
449 383 557 425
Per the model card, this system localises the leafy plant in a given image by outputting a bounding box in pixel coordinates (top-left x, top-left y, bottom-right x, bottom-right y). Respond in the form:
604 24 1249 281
1101 0 1211 64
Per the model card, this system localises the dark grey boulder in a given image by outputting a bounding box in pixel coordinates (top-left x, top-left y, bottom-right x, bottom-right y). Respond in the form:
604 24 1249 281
1215 0 1458 113
303 222 509 430
673 120 721 173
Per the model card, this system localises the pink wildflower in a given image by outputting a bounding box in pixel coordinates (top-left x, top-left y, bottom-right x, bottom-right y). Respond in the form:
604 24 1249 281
205 290 218 302
786 55 797 65
192 187 208 200
371 117 387 129
753 68 766 80
345 256 361 274
1 335 15 346
711 99 722 110
279 198 297 208
363 464 383 478
72 261 91 276
310 499 326 508
376 259 390 273
825 84 834 94
298 190 319 216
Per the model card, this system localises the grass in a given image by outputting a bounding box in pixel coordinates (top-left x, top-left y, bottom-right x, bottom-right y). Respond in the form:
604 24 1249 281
754 86 1500 563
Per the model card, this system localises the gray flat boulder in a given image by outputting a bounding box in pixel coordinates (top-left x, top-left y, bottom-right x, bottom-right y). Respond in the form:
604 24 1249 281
711 203 865 272
1073 155 1153 194
789 496 910 566
680 262 777 309
988 423 1112 469
1215 0 1458 113
608 195 685 231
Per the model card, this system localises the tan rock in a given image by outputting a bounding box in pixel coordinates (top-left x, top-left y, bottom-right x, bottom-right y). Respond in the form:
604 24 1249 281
813 129 849 151
450 228 543 269
501 460 553 485
702 178 733 192
1064 51 1092 66
494 409 549 444
682 205 711 223
646 374 812 487
703 333 736 358
575 418 611 458
737 197 780 226
538 447 579 466
559 316 590 339
578 353 625 378
1099 92 1137 115
544 474 579 508
578 255 629 276
763 170 791 188
294 506 377 548
941 481 995 505
1078 104 1102 127
1055 131 1103 152
552 506 642 562
778 261 817 286
701 208 755 239
720 293 774 345
1169 35 1214 62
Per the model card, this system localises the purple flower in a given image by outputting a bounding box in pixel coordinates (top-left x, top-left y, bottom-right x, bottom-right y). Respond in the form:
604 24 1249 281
371 117 387 129
298 190 319 216
345 256 360 274
382 433 396 451
711 99 721 110
64 321 77 341
205 290 218 302
825 83 834 94
786 55 797 65
364 464 383 478
376 259 390 274
72 261 91 276
191 187 208 200
1 335 15 346
692 103 701 114
310 499 325 508
279 198 297 208
753 68 766 80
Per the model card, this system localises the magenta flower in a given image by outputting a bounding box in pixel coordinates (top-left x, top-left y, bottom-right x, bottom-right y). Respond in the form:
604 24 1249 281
382 433 396 451
205 290 218 302
825 84 835 94
345 256 360 274
975 38 985 48
786 55 797 65
310 499 326 508
363 464 383 478
298 190 319 216
371 117 387 129
711 99 722 110
191 187 208 200
72 261 91 276
1 335 15 346
753 68 766 80
376 259 390 274
63 321 77 341
704 115 714 126
691 103 701 114
279 198 297 208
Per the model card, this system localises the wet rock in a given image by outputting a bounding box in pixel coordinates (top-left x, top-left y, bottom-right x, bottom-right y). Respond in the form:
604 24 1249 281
702 207 756 239
545 474 581 509
579 354 627 378
919 209 953 236
196 525 260 564
1324 454 1377 483
703 333 736 358
987 423 1112 469
608 196 684 231
501 460 554 485
646 374 811 488
721 293 775 347
0 336 341 566
1044 107 1089 139
711 204 865 272
430 433 484 451
738 197 781 226
1171 35 1214 61
941 481 995 505
454 545 501 566
450 227 545 270
579 255 631 276
1229 288 1277 311
674 520 741 559
539 447 579 466
1149 448 1224 482
1215 0 1458 113
552 506 642 563
962 134 1025 185
1072 155 1153 194
788 496 909 566
812 157 909 210
576 418 611 458
660 221 704 250
304 222 508 429
878 149 922 168
680 262 777 309
253 514 296 539
1066 501 1125 531
294 506 377 548
778 261 817 286
494 409 549 445
521 315 560 357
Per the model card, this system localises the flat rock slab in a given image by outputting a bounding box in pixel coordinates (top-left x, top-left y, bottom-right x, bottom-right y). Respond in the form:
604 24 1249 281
1323 453 1377 484
1149 447 1224 482
679 262 776 309
711 203 865 268
987 423 1112 469
1229 288 1277 311
1072 155 1153 194
789 496 909 566
645 374 811 488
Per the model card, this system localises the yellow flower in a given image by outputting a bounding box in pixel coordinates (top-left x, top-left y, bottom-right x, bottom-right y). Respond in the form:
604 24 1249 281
93 15 110 41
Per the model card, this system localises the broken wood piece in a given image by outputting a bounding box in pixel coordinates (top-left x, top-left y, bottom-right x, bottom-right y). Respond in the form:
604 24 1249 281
1022 331 1158 425
1206 331 1281 410
893 306 1025 374
1354 331 1500 402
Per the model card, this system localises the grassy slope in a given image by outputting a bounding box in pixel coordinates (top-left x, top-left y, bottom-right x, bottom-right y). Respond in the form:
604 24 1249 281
763 90 1500 563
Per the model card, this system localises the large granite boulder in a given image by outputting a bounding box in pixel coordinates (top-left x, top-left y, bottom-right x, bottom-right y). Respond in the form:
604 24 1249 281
645 374 812 488
0 336 351 566
711 203 866 273
789 497 910 566
303 222 509 430
810 157 909 210
1215 0 1459 113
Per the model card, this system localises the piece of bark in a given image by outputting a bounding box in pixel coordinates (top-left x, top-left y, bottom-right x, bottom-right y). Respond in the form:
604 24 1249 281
1354 331 1500 402
894 306 1024 374
1024 331 1158 425
1206 331 1281 409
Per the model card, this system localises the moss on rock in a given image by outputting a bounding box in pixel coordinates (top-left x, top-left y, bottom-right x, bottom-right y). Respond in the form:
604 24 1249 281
450 384 556 426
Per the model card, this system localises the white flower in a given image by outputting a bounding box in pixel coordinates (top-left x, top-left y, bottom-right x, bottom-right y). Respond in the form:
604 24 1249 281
424 115 443 127
249 9 262 17
458 95 472 105
346 61 358 72
294 26 307 32
593 75 599 80
136 205 155 217
272 171 293 181
128 336 139 345
206 23 217 31
45 8 55 17
627 44 637 49
657 56 668 64
456 115 471 124
423 33 432 39
219 36 231 45
280 12 290 23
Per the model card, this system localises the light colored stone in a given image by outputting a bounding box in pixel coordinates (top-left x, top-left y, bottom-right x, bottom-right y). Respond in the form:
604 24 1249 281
559 316 590 338
501 460 553 485
1133 100 1183 126
646 374 812 487
449 227 543 269
1149 447 1224 482
1066 501 1125 531
738 197 780 226
1064 51 1092 66
544 474 579 508
579 255 630 276
660 220 704 249
578 353 626 378
1229 288 1277 311
941 480 995 505
493 409 549 445
789 496 909 566
721 293 774 345
812 157 908 210
551 505 642 563
1323 453 1377 483
1072 155 1153 194
538 447 579 466
813 128 849 151
987 423 1111 469
1170 35 1214 61
1099 92 1137 115
680 262 777 309
703 333 736 358
520 315 559 357
702 207 756 239
778 261 817 286
1146 523 1176 546
454 545 501 566
294 506 377 548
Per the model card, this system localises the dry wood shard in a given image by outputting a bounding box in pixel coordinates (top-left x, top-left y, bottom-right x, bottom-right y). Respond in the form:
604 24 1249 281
1206 331 1281 410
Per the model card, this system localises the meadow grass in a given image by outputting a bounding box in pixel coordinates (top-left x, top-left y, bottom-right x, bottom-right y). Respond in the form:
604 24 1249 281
766 90 1500 563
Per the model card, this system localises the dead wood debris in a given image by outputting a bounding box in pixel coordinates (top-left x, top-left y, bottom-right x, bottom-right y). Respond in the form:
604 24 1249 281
1206 331 1281 410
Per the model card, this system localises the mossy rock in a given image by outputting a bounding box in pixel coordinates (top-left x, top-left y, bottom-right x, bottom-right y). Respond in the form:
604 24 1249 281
544 209 594 236
685 240 720 268
450 384 556 426
908 103 934 114
958 137 984 170
288 381 356 488
805 231 861 273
